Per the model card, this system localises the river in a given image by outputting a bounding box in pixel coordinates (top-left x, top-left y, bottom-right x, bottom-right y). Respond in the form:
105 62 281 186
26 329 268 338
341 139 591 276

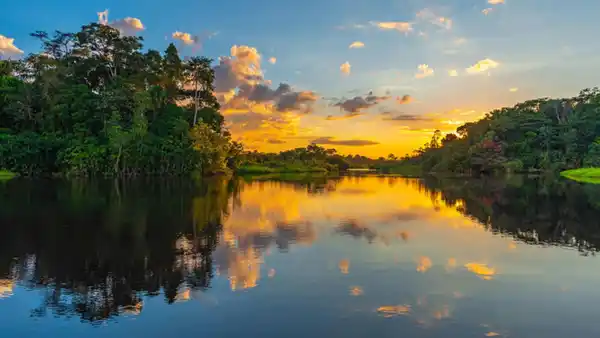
1 175 600 337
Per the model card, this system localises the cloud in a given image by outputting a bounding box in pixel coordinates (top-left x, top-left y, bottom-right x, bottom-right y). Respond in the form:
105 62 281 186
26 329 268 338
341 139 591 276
340 61 351 75
326 112 364 120
448 69 459 77
214 45 263 93
334 92 390 112
509 87 519 92
97 10 144 36
397 95 413 104
371 21 413 34
349 41 365 49
383 114 433 121
416 8 452 30
336 24 367 30
172 31 198 45
0 35 24 57
466 58 500 74
267 139 286 144
482 8 493 15
311 137 379 146
488 0 504 4
415 64 434 79
268 57 277 64
276 90 319 112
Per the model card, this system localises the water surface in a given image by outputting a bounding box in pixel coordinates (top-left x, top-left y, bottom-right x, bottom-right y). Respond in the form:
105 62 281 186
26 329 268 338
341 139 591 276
1 175 600 337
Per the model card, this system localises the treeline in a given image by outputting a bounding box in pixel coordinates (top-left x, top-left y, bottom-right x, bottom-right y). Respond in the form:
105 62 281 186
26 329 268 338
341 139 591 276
0 23 241 177
404 88 600 174
239 145 406 174
238 145 351 173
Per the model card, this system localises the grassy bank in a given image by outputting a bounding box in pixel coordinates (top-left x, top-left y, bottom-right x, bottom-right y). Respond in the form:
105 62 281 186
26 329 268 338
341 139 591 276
560 168 600 184
0 170 17 181
236 164 328 175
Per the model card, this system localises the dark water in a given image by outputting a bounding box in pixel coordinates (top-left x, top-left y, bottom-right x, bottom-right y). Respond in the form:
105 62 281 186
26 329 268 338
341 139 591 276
1 175 600 337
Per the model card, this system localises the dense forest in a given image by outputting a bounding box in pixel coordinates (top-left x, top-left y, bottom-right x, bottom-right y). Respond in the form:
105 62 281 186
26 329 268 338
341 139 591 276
0 23 242 176
403 88 600 175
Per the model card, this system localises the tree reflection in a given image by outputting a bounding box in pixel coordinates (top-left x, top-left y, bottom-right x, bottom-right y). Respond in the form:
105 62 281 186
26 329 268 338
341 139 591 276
420 175 600 254
0 178 236 323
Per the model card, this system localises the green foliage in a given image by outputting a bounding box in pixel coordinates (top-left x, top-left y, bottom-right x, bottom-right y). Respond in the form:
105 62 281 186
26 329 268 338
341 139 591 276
561 168 600 184
0 23 236 177
403 88 600 175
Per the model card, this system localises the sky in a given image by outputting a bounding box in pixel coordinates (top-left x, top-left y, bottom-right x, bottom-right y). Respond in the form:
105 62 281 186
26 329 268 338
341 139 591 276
1 0 600 157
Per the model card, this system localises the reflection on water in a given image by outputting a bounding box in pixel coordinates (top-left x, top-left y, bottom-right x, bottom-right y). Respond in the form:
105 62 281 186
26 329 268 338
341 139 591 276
1 175 600 336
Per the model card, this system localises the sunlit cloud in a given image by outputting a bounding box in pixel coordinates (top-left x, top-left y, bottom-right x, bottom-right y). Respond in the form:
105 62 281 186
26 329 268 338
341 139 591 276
372 21 413 34
415 64 434 79
482 8 493 15
466 58 499 74
488 0 504 4
448 69 459 77
340 61 351 75
268 57 277 64
485 332 501 337
349 41 365 49
0 279 13 298
312 137 379 146
172 31 198 45
509 87 519 92
0 35 23 57
97 9 144 36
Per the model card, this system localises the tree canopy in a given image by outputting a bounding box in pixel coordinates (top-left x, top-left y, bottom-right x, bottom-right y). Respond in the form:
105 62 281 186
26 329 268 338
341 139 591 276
403 88 600 174
0 23 236 176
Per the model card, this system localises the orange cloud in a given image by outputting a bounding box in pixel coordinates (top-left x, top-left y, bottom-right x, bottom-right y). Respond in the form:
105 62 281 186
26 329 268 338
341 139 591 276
349 41 365 49
172 31 198 45
372 21 413 34
464 263 496 280
0 35 23 57
416 256 433 272
340 61 351 75
268 57 277 64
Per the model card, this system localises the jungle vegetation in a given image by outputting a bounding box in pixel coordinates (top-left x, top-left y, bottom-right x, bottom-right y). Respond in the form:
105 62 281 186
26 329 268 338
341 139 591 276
401 88 600 175
0 22 241 177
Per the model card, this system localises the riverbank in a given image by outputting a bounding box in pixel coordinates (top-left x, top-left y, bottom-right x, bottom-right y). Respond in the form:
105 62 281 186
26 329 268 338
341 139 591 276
560 168 600 184
236 164 329 175
0 171 16 181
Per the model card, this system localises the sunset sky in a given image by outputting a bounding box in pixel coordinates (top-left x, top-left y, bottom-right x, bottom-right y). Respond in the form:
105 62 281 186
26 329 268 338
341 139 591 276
2 0 599 157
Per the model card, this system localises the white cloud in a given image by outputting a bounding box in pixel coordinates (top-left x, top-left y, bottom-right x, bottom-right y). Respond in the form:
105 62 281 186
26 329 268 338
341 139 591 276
0 35 24 57
97 9 144 36
415 64 434 79
466 58 500 74
488 0 505 4
340 61 351 75
482 8 493 15
372 21 413 34
172 31 198 45
268 57 277 64
349 41 365 49
448 69 458 77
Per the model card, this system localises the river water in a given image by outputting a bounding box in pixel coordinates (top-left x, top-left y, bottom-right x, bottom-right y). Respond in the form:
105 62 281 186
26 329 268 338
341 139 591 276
1 175 600 337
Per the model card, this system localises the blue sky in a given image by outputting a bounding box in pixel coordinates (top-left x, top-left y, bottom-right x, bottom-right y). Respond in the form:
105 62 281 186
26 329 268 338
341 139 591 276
2 0 600 156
